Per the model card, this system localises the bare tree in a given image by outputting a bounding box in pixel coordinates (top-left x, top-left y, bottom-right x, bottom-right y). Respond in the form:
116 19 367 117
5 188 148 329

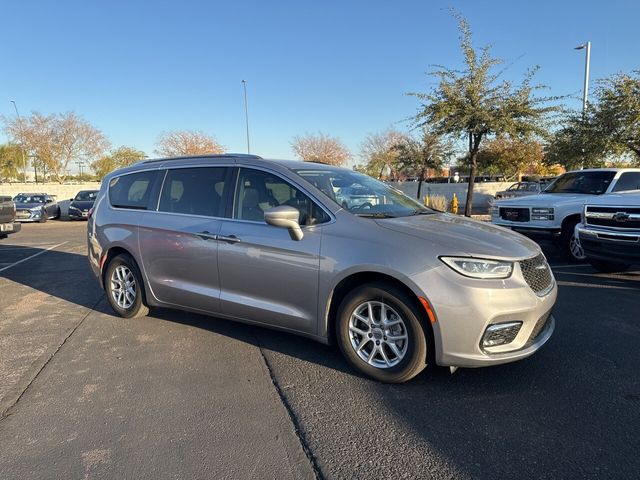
291 133 351 166
3 111 110 184
359 128 407 179
154 130 225 157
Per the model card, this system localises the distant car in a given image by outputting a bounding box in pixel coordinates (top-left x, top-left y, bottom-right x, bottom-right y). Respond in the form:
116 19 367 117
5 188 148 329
68 190 99 220
495 181 545 200
13 193 60 223
336 185 380 210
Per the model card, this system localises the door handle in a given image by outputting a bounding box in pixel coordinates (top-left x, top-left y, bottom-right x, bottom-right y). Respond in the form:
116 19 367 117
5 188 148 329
196 231 217 241
218 234 240 244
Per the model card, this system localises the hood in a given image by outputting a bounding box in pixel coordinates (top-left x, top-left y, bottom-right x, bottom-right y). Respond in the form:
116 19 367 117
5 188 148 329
70 200 95 210
15 202 43 210
375 213 540 260
586 191 640 206
494 192 594 208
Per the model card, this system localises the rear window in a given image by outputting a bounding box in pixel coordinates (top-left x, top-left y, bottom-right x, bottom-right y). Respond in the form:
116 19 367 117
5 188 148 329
109 171 158 209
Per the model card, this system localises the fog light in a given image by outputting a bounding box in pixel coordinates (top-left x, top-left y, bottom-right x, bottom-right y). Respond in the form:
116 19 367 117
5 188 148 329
481 322 522 348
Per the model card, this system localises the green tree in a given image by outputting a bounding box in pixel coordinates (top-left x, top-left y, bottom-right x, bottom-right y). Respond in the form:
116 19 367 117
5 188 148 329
91 146 146 179
394 127 453 199
548 70 640 169
477 136 547 180
411 13 555 215
0 143 24 182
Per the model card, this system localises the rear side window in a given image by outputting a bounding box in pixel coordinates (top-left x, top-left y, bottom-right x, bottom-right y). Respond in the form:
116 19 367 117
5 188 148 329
158 167 229 217
612 172 640 192
109 170 158 210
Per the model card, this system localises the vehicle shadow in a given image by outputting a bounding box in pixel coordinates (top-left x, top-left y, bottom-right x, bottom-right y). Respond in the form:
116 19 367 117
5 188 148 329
2 244 640 478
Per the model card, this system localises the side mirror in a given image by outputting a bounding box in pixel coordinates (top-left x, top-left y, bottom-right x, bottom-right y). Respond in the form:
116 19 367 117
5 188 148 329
264 206 304 241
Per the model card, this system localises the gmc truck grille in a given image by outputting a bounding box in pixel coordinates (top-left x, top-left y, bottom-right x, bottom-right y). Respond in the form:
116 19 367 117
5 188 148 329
585 206 640 230
499 207 530 222
519 254 553 296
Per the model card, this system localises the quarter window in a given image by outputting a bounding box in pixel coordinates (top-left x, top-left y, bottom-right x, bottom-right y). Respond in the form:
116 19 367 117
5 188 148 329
158 167 229 217
234 168 329 225
109 170 159 209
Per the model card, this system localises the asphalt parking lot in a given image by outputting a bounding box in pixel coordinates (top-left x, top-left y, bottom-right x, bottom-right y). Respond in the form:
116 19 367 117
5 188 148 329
1 221 639 479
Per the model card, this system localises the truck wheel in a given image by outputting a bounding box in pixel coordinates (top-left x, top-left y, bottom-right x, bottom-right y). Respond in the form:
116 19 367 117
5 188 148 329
561 218 585 262
589 260 630 274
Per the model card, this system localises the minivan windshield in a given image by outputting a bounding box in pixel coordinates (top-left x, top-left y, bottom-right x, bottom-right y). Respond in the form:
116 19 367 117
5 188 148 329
543 171 615 195
292 166 434 218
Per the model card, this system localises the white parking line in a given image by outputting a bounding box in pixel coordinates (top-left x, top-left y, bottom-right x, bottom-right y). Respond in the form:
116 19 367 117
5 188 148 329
0 242 68 273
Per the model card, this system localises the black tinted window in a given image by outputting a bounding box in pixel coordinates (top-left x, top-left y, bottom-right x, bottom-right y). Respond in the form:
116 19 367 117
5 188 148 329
234 168 330 225
544 171 615 195
109 170 158 209
159 167 228 217
612 172 640 192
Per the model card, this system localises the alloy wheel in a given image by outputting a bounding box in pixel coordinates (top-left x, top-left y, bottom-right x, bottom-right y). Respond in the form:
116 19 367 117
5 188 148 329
348 301 408 369
110 265 137 309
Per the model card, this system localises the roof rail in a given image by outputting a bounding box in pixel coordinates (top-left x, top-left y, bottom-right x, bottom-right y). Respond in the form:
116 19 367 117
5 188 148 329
141 153 263 164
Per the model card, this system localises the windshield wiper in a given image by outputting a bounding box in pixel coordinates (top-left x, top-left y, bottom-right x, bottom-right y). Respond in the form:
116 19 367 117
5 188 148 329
356 212 397 218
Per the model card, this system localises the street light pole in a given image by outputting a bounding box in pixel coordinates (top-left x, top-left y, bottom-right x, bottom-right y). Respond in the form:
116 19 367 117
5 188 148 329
574 41 591 113
10 100 28 183
242 80 251 154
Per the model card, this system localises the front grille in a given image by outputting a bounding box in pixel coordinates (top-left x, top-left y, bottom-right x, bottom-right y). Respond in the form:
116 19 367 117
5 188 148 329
524 310 552 347
585 206 640 230
519 254 553 296
499 207 530 222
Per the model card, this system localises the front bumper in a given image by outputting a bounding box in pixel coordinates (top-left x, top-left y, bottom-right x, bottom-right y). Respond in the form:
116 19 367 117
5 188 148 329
15 210 42 222
69 210 90 220
411 261 557 368
577 224 640 264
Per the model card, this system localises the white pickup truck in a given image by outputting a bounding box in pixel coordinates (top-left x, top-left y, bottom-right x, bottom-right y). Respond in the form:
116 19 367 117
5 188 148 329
576 190 640 272
491 168 640 261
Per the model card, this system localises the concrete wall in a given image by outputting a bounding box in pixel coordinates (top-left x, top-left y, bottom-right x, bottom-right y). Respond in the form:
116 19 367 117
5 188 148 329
390 181 512 212
0 182 102 200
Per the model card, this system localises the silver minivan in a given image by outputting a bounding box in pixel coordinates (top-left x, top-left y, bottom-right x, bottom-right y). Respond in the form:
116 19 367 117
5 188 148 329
88 154 557 383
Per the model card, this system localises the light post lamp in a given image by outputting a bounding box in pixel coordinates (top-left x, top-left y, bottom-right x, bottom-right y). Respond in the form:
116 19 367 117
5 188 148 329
241 80 251 154
574 41 591 113
10 100 28 183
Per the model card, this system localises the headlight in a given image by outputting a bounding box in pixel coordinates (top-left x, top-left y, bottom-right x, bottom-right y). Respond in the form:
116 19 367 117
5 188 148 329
29 207 42 212
440 256 513 279
489 205 499 216
69 205 80 211
531 207 554 221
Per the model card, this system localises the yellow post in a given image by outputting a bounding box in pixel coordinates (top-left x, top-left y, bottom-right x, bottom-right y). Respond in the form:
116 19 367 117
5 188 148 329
424 195 429 207
451 193 459 215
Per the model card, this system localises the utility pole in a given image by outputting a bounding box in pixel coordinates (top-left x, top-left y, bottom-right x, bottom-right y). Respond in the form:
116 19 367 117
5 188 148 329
242 80 251 154
10 100 28 183
75 160 85 181
574 41 591 113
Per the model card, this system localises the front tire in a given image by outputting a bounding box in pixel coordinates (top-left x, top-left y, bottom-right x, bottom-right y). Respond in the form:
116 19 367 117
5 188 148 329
336 282 429 383
561 218 585 262
38 208 47 223
104 254 149 318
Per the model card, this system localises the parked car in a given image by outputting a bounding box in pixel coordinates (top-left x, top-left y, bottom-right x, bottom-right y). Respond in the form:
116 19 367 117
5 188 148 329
88 154 556 383
0 196 21 238
490 168 640 261
576 190 640 273
495 181 545 200
68 190 99 220
13 193 60 222
335 185 380 210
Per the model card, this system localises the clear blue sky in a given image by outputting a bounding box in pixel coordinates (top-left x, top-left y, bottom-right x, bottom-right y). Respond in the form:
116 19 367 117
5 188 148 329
1 0 638 170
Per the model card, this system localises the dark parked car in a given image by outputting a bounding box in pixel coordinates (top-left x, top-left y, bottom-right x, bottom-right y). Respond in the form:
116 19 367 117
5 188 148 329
68 190 99 220
0 196 21 238
13 193 60 222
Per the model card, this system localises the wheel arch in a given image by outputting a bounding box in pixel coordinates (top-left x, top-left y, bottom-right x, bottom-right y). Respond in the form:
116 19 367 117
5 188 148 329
101 246 150 305
561 213 582 233
324 270 435 357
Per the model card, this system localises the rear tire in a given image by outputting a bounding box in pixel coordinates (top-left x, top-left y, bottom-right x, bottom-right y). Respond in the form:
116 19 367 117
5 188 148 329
589 259 630 274
104 254 149 319
336 282 429 383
